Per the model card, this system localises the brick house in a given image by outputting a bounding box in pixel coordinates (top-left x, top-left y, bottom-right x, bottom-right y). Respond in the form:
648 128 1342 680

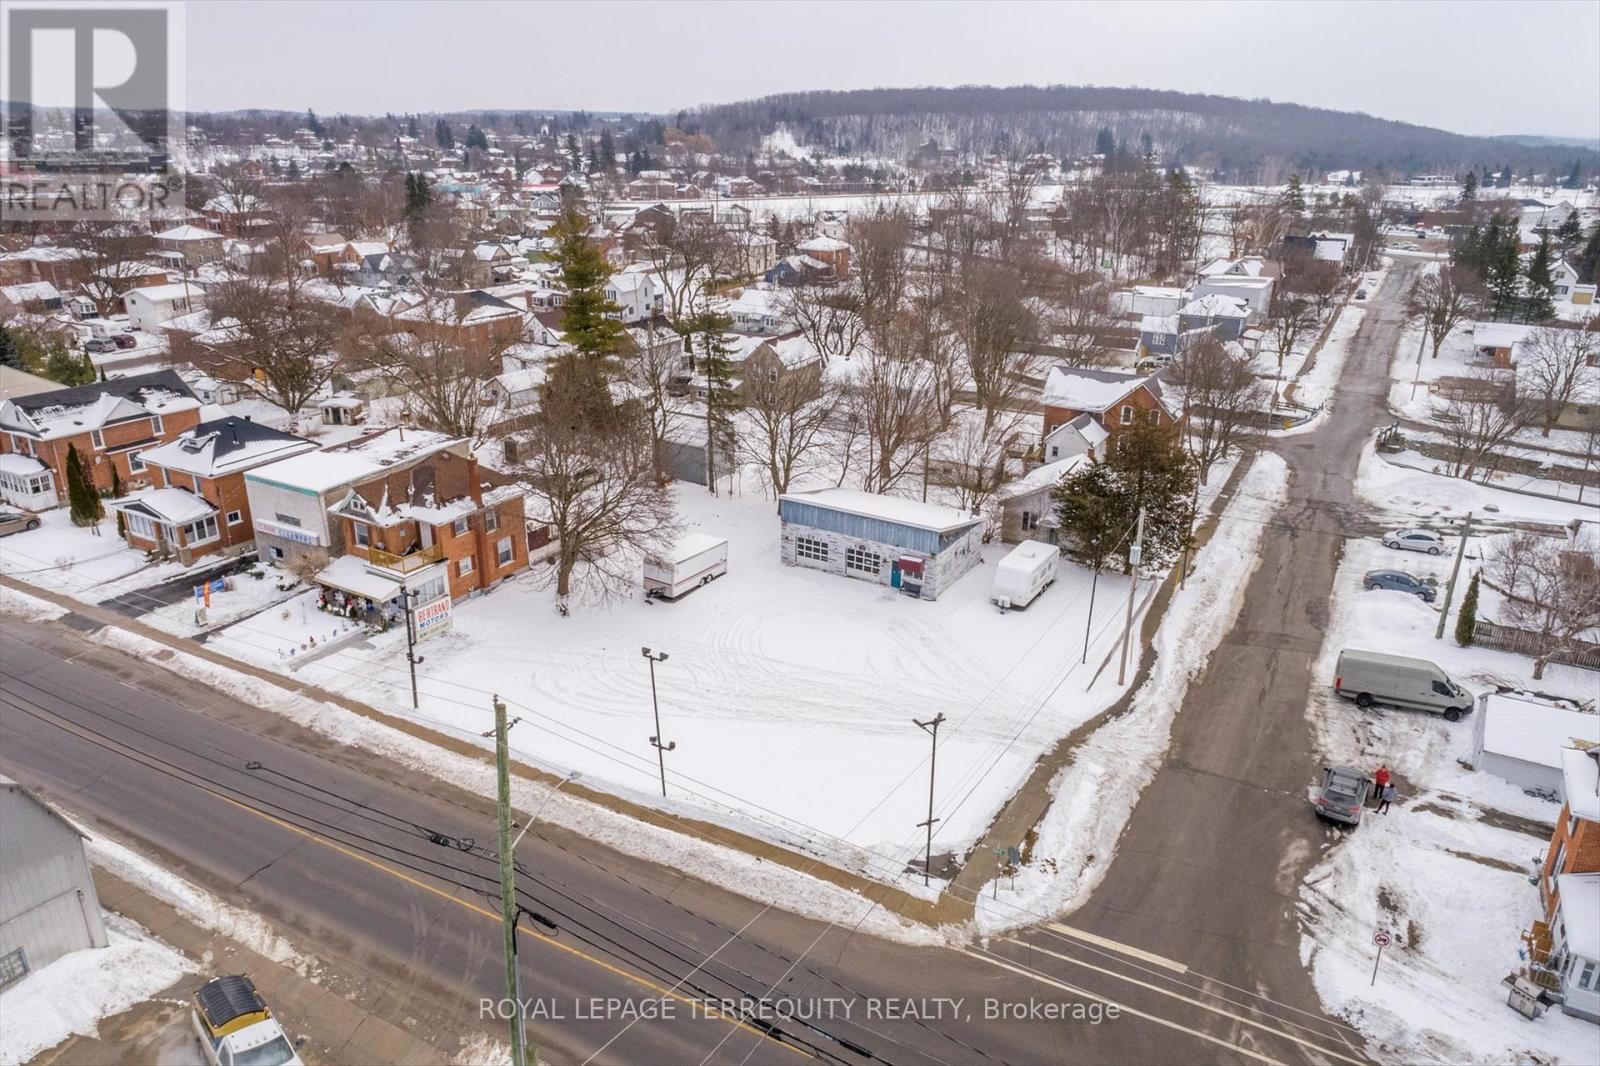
108 417 317 564
1522 744 1600 1022
1040 366 1182 456
323 446 528 606
0 370 202 508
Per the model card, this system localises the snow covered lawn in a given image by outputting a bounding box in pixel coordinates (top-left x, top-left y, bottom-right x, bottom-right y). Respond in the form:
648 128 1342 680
1299 480 1597 1064
0 507 204 605
140 566 310 640
0 912 193 1066
206 481 1156 879
1356 444 1596 527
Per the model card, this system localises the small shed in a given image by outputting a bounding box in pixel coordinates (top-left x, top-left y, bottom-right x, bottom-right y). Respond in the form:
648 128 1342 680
319 392 368 427
0 775 109 987
776 487 983 600
1471 692 1600 797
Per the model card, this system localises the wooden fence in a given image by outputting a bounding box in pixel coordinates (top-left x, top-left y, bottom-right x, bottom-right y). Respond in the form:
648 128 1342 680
1472 620 1600 671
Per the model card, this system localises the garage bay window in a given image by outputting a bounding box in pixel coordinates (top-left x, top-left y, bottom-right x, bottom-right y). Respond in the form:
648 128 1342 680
845 546 882 575
795 536 828 562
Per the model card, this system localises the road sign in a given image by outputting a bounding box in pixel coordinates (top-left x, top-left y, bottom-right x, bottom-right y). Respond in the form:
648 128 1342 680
1373 931 1392 948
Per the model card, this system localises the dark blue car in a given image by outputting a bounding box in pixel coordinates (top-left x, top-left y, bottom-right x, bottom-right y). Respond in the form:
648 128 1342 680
1363 569 1437 602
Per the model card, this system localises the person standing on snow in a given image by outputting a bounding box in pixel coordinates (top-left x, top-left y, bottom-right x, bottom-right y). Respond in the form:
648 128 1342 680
1378 783 1396 814
1373 765 1391 808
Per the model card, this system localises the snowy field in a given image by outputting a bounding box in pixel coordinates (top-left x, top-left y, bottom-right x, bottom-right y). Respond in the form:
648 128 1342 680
0 508 193 603
206 479 1155 878
1300 445 1598 1064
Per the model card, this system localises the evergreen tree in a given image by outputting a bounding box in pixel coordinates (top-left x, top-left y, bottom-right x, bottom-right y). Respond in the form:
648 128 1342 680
1280 174 1306 213
0 324 19 369
110 465 125 536
566 134 583 173
406 114 419 138
286 158 300 180
1454 571 1479 647
1094 126 1115 156
1052 422 1197 573
64 444 103 527
684 311 738 493
597 128 616 173
305 108 323 137
1577 221 1600 285
43 343 95 386
1524 233 1557 321
1496 164 1512 188
434 118 454 149
1565 161 1582 190
542 206 627 422
403 171 432 224
1554 213 1583 252
1460 169 1477 202
465 124 489 151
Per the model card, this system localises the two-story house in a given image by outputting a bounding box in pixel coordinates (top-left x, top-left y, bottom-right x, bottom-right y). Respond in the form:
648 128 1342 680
604 268 665 324
1527 743 1600 1023
1040 366 1182 456
108 417 318 564
0 370 202 508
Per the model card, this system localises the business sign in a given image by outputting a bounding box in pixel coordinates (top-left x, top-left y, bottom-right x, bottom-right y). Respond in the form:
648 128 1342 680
254 519 323 546
413 593 453 642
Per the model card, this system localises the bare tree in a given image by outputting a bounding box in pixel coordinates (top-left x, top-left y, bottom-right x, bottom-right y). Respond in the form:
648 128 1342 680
1168 336 1269 483
783 285 868 367
739 370 835 496
995 155 1041 256
72 222 158 316
514 396 677 602
953 257 1039 430
1431 377 1533 481
847 206 915 328
1520 325 1599 436
1487 529 1600 679
637 211 732 324
1032 261 1118 368
203 274 349 423
937 409 1024 514
839 311 946 493
625 325 690 480
1406 262 1485 360
1265 287 1318 396
1292 258 1345 320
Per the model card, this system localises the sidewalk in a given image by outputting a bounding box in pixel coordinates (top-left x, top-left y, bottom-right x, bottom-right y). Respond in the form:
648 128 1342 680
32 869 466 1066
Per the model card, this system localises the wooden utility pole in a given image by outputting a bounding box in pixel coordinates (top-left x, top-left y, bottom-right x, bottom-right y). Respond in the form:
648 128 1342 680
494 696 527 1066
1117 509 1145 686
913 713 946 887
1434 512 1473 641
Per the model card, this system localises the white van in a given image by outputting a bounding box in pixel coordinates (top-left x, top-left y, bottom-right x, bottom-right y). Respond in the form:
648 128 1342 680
992 540 1058 610
1333 649 1473 721
643 533 728 600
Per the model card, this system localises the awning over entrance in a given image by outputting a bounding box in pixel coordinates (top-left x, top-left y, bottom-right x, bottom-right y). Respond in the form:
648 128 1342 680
315 554 403 603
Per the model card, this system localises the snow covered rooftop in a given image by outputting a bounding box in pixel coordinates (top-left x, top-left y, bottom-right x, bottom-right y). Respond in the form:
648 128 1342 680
1041 366 1148 411
1561 744 1600 822
1180 294 1250 318
248 429 460 493
1472 321 1535 350
155 224 220 241
779 487 981 533
316 553 402 603
654 532 727 565
796 235 850 253
998 454 1090 501
1477 693 1600 770
139 417 317 478
1555 873 1600 960
124 282 199 303
111 486 217 525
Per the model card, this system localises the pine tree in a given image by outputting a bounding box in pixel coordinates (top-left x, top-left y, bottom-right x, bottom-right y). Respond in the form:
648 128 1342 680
434 118 453 150
1281 175 1306 213
1460 170 1477 202
64 443 103 527
0 325 20 370
403 171 432 224
685 311 738 494
542 207 626 423
305 108 323 137
1454 571 1480 646
597 128 616 174
1555 213 1583 252
286 158 300 180
1094 126 1115 156
1565 161 1582 189
566 134 583 173
1052 422 1197 573
1524 233 1557 321
110 465 126 536
1578 222 1600 285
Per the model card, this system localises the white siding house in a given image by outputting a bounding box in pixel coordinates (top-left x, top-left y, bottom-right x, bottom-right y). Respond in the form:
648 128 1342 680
1471 692 1600 798
1 775 109 986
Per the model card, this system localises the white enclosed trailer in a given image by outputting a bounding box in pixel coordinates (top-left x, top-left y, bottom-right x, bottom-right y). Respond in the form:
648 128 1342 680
992 540 1058 610
643 533 729 599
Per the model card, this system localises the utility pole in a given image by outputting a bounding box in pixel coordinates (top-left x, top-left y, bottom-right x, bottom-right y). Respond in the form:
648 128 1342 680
402 586 425 710
494 695 527 1066
1409 319 1430 400
913 713 945 887
1081 563 1100 664
641 648 674 798
1117 509 1145 686
1434 512 1473 640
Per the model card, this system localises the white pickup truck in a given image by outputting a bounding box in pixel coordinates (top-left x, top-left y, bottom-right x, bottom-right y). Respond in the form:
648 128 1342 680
192 975 302 1066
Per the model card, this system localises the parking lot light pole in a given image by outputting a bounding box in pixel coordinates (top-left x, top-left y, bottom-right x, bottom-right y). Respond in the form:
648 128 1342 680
642 648 674 797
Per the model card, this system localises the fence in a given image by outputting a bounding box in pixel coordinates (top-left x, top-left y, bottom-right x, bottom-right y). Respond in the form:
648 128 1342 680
1473 620 1600 671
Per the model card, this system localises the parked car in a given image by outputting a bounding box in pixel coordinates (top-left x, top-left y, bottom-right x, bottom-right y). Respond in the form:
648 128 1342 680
1333 648 1473 721
0 508 41 536
1313 765 1372 825
85 337 118 353
1382 528 1445 556
1362 569 1437 602
112 333 137 349
1354 288 1368 301
192 975 301 1066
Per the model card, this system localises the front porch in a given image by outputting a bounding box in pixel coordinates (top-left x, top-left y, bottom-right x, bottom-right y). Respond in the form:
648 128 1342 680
109 488 223 565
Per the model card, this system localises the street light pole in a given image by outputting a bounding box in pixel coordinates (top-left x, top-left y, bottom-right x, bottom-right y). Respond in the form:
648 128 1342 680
913 713 946 887
1117 509 1145 686
641 648 674 798
1409 318 1430 400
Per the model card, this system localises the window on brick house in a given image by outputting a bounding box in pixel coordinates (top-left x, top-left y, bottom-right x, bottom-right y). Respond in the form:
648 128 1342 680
458 556 474 576
453 515 470 536
1120 405 1134 425
485 509 498 532
496 537 513 565
354 524 370 548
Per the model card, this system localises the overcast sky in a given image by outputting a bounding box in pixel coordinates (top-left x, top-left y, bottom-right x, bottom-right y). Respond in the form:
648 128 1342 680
186 0 1600 139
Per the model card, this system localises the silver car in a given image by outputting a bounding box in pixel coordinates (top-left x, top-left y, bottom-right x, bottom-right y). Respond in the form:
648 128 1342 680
1313 766 1372 826
1382 528 1445 556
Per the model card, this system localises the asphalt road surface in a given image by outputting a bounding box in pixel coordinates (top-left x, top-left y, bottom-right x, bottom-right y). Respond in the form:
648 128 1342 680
0 277 1415 1066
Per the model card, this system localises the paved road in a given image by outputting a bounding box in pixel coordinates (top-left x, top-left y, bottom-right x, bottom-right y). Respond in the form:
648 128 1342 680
1071 260 1421 1049
2 617 1376 1065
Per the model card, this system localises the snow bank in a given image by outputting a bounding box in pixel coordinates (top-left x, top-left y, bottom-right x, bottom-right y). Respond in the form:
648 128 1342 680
974 451 1290 932
0 582 66 621
0 913 193 1065
85 828 318 977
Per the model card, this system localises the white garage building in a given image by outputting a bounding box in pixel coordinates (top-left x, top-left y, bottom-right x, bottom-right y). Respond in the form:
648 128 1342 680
777 487 983 601
1471 692 1600 798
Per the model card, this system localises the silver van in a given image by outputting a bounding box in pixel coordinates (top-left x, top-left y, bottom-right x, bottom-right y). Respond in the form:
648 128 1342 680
1333 649 1473 722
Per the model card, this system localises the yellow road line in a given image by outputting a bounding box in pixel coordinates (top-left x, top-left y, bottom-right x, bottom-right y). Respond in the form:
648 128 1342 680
1043 922 1189 974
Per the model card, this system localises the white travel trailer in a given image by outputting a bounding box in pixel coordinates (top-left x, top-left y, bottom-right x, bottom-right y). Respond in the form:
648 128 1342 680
643 533 729 600
992 540 1058 610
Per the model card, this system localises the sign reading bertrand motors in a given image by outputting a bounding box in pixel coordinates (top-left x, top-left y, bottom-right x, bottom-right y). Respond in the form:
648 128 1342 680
253 519 323 546
413 593 453 641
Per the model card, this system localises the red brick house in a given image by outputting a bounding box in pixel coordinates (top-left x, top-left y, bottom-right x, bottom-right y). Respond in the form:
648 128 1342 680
108 416 318 564
0 370 202 508
1040 366 1183 456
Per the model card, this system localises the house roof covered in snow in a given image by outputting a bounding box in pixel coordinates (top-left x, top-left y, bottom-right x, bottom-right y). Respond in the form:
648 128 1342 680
247 428 460 494
1477 693 1600 770
1180 294 1250 318
111 486 218 525
997 454 1090 501
1041 366 1152 412
0 369 198 440
1556 873 1600 960
1472 321 1535 350
1561 744 1600 823
796 235 850 253
779 487 981 534
139 416 317 478
155 224 221 242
